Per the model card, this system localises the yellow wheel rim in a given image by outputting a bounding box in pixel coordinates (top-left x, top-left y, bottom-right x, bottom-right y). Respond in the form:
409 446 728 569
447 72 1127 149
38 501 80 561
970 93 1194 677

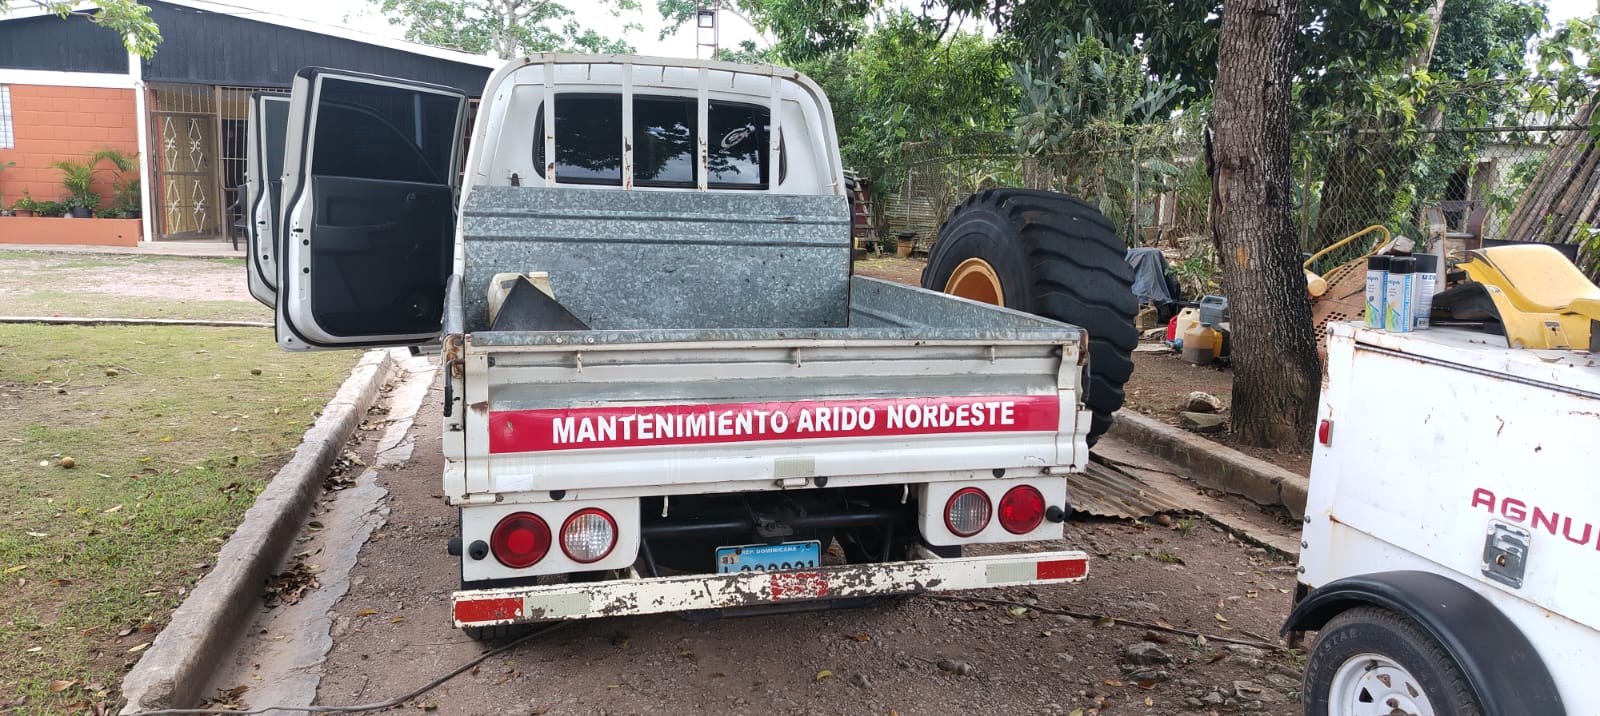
944 258 1005 306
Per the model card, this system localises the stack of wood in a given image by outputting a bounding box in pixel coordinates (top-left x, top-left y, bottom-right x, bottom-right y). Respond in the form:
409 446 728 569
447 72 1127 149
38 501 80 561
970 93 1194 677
1500 102 1600 279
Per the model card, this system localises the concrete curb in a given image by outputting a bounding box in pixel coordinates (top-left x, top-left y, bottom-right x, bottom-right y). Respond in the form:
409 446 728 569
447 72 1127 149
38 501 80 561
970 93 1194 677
1108 410 1309 520
119 349 398 713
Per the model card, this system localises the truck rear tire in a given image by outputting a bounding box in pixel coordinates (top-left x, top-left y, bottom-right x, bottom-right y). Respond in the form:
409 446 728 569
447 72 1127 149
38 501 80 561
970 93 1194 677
1303 606 1482 716
921 189 1136 445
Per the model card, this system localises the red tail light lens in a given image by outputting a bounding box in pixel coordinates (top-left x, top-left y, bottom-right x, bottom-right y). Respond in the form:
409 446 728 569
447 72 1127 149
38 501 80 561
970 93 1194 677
490 512 550 568
944 488 992 537
560 508 618 563
998 485 1046 534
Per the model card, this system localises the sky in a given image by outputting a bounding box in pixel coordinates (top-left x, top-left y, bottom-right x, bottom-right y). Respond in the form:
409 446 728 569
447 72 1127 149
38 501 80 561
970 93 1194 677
248 0 762 59
230 0 1596 61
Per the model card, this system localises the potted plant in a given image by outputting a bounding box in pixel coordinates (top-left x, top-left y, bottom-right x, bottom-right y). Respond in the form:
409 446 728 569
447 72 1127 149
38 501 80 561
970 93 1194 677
34 200 67 218
11 190 37 217
51 158 99 218
92 148 139 218
113 177 142 219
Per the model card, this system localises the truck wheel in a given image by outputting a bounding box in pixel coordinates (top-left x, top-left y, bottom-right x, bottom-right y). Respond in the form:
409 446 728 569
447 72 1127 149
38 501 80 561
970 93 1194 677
1303 606 1482 716
921 189 1136 445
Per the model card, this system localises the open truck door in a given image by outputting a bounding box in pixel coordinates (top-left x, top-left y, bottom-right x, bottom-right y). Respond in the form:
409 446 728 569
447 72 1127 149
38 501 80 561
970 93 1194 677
275 68 467 351
245 93 290 308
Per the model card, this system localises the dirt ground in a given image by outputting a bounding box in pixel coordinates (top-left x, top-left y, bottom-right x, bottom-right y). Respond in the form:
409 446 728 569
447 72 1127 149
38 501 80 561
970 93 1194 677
262 384 1308 716
853 256 1311 477
0 251 265 322
1123 352 1310 478
852 255 927 287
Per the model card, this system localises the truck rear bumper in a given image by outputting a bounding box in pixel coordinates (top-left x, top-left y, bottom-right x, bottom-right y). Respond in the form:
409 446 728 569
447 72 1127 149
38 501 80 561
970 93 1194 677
452 548 1088 625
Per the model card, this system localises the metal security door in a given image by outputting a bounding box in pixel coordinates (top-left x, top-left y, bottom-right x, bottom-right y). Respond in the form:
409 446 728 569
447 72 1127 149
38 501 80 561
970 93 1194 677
150 83 220 238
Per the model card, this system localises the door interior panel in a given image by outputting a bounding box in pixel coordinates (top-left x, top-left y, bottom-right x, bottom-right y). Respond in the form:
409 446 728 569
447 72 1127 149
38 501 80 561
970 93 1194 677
309 175 452 337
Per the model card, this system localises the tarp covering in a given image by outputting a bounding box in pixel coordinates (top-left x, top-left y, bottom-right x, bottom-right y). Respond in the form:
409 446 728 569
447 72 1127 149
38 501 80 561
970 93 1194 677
1126 247 1175 305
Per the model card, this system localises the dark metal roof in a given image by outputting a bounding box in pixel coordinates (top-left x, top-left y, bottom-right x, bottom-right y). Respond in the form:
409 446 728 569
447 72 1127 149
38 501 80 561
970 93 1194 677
0 13 128 74
140 2 492 94
0 2 495 96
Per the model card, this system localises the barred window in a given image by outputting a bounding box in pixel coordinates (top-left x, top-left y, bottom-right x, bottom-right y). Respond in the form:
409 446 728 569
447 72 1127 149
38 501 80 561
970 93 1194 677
0 86 13 149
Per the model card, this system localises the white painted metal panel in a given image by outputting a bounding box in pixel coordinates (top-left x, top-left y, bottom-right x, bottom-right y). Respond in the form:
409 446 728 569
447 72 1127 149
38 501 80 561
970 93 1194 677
458 498 640 583
1302 322 1600 711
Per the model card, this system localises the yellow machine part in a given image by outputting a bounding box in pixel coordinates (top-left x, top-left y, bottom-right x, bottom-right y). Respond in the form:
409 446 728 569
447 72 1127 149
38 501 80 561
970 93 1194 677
1457 245 1600 350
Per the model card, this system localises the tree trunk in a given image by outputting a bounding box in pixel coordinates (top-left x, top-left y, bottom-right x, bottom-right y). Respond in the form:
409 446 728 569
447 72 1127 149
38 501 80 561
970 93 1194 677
1409 0 1448 74
1209 0 1321 450
492 0 516 59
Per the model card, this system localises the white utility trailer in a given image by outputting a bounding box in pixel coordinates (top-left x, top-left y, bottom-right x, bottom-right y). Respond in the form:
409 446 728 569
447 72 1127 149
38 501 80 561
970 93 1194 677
1285 321 1598 715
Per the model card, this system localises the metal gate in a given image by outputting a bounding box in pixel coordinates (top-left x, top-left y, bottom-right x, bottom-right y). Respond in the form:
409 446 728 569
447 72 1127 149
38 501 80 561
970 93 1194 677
147 83 287 240
149 83 218 238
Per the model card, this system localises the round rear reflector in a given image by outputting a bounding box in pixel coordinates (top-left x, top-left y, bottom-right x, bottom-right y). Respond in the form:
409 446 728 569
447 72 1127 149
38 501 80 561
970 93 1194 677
561 508 618 563
944 488 992 537
490 512 550 569
998 485 1046 534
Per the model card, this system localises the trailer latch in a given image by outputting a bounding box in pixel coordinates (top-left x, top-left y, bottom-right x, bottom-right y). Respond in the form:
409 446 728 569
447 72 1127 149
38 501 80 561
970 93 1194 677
1481 521 1530 589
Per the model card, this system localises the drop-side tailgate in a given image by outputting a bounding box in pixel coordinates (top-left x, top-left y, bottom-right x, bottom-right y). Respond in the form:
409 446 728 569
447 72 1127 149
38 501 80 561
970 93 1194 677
451 335 1083 499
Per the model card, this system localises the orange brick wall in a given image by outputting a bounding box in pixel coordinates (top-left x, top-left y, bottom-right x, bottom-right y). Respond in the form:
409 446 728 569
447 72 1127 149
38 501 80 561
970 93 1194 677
0 84 139 210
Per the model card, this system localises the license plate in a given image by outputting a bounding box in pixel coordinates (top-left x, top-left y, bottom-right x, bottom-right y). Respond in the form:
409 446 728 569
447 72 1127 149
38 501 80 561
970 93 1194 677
715 540 821 573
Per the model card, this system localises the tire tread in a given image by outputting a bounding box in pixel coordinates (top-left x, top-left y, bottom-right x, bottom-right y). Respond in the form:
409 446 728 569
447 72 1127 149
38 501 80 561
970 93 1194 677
1304 606 1482 716
921 188 1138 445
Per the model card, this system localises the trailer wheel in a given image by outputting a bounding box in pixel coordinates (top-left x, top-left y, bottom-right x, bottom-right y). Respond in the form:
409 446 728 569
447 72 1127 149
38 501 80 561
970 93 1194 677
1303 606 1482 716
921 189 1136 445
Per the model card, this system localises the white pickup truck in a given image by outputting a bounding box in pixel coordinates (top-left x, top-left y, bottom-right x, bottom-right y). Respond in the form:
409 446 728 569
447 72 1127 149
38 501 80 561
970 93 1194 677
1285 320 1599 715
245 55 1135 637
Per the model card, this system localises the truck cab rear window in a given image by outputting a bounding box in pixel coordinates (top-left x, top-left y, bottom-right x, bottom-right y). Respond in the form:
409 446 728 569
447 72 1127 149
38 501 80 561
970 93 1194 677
535 94 782 188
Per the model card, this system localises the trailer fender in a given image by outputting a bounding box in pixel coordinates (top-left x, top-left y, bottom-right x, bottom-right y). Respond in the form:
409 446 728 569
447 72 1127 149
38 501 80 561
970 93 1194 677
1281 570 1563 716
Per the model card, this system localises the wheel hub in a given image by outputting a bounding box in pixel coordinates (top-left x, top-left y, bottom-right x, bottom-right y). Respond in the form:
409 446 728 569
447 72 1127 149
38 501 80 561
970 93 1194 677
944 258 1004 306
1327 653 1435 716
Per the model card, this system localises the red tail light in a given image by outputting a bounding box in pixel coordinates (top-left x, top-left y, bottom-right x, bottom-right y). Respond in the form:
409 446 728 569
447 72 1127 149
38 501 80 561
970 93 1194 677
490 512 550 568
944 488 992 537
998 485 1046 534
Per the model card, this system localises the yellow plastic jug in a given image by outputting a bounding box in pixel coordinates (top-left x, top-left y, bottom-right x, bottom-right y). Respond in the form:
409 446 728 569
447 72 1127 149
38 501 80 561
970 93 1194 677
1181 324 1217 365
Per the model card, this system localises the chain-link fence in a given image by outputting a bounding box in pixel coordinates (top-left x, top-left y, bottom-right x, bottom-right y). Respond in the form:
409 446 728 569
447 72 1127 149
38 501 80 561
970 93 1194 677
1295 125 1576 273
876 121 1586 279
879 123 1207 254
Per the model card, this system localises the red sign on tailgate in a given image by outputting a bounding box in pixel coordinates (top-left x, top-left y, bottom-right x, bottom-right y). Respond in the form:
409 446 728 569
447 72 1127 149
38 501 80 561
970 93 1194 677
489 395 1059 453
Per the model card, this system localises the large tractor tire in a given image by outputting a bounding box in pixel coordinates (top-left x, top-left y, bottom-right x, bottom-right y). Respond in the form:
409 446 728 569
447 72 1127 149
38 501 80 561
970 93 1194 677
920 189 1137 445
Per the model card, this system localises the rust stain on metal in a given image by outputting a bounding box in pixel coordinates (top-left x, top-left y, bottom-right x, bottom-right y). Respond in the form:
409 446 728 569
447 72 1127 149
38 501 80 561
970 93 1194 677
443 335 465 377
597 593 639 616
469 401 490 414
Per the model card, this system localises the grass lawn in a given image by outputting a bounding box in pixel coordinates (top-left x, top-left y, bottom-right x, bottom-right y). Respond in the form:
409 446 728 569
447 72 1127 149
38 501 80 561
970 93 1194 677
0 324 353 712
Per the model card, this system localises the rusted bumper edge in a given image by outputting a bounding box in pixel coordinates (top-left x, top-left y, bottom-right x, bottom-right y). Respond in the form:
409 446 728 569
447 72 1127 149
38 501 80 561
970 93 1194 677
453 548 1089 625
